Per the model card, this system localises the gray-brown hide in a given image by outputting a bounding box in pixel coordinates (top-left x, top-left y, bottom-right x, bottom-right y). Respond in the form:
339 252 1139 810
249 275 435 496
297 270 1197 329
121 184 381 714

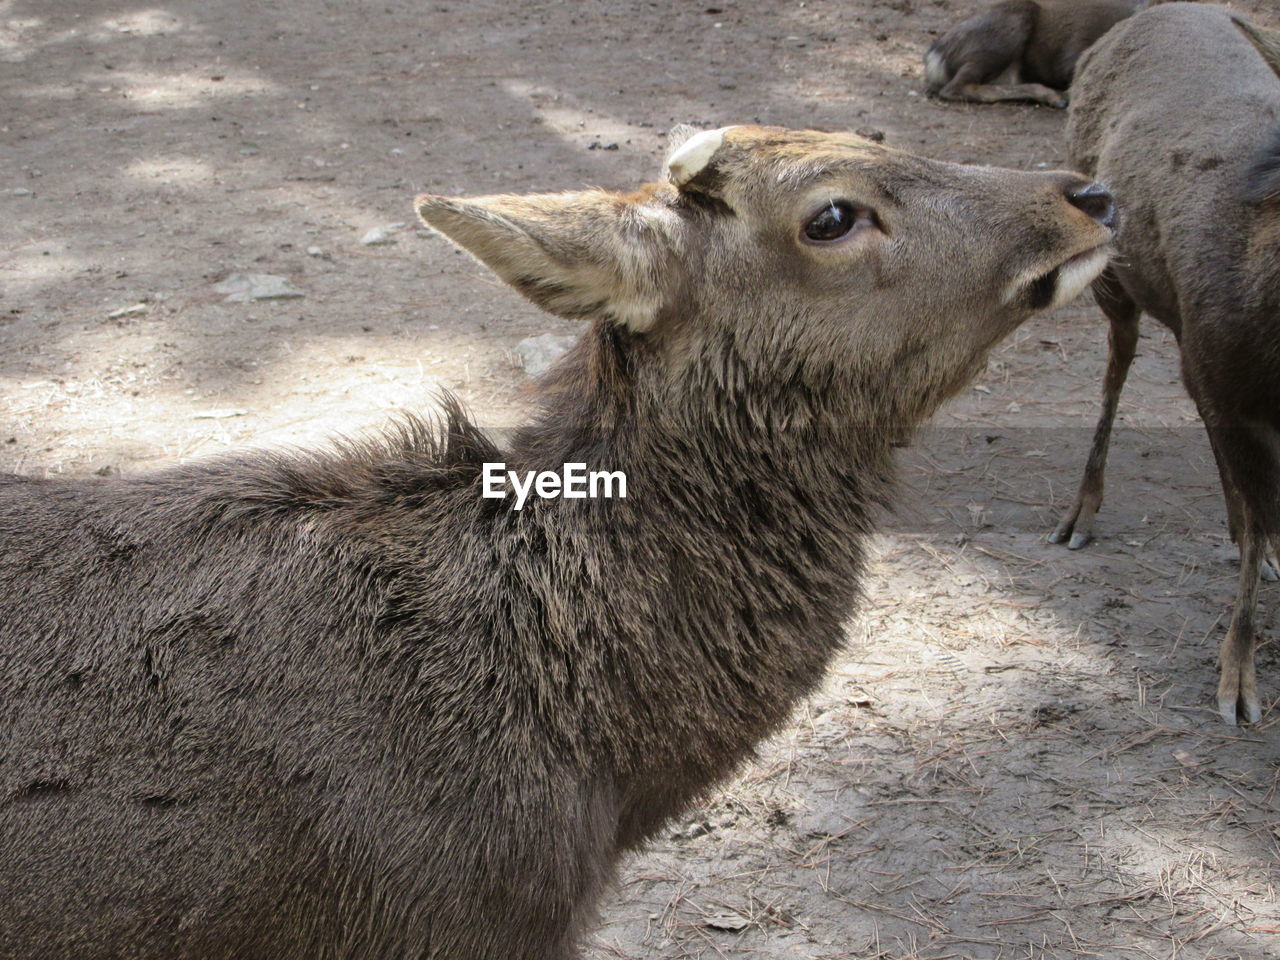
0 125 1113 960
925 0 1147 107
1052 3 1280 724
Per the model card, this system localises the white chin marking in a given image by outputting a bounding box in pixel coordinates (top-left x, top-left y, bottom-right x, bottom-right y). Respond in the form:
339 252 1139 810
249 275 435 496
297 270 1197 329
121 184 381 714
1002 246 1111 308
1049 247 1111 309
666 126 735 187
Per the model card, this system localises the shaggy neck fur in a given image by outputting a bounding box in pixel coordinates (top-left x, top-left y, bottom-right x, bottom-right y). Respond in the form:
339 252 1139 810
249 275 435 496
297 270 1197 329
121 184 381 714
489 320 897 845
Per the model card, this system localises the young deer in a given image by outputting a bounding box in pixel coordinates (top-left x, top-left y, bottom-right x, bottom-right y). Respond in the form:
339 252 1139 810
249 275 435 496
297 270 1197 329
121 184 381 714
1051 3 1280 724
925 0 1148 107
0 125 1114 959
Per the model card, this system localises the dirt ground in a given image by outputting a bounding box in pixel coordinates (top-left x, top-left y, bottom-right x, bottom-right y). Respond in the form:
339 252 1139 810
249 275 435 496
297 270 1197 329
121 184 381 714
4 0 1280 957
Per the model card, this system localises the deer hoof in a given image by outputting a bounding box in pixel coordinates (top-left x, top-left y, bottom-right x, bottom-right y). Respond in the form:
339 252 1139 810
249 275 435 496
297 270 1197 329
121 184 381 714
1048 514 1078 545
1216 674 1262 726
1216 694 1262 726
1049 499 1097 548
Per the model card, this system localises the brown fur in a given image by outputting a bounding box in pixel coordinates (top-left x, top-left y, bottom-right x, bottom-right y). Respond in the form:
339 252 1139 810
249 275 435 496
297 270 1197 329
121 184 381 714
0 125 1113 958
1052 4 1280 723
925 0 1148 107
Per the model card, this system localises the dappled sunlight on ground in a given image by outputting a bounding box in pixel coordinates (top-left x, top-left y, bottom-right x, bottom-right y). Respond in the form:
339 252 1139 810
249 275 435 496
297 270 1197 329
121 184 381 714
123 155 217 185
104 68 277 108
95 8 189 39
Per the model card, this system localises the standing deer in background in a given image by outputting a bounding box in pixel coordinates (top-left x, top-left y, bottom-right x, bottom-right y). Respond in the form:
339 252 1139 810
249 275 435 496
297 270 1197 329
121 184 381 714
1050 3 1280 724
0 125 1114 959
925 0 1148 107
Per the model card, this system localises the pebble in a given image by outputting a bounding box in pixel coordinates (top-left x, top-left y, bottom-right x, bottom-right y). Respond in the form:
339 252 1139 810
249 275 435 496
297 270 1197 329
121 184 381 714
212 273 304 302
360 223 405 246
703 912 750 932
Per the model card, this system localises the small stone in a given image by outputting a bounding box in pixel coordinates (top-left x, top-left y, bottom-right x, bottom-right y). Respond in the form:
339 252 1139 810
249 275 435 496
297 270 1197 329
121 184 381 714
9 187 32 197
239 143 260 156
105 303 148 320
360 223 406 246
212 273 304 302
704 912 750 932
855 127 886 143
515 333 577 378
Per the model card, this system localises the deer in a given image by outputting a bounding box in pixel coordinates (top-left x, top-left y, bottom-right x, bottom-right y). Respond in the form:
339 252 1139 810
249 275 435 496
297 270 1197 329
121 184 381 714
925 0 1149 108
0 124 1114 959
1048 3 1280 725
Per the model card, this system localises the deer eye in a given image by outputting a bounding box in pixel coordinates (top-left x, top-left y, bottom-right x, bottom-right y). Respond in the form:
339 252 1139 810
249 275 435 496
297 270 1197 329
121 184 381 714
802 201 873 243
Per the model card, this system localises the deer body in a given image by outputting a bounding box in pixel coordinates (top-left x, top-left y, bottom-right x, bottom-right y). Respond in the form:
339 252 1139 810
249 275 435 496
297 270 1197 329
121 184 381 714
925 0 1147 108
0 408 871 959
1051 3 1280 723
0 126 1113 958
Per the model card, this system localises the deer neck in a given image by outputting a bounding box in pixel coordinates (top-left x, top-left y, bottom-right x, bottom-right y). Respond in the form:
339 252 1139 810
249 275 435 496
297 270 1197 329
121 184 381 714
506 322 894 837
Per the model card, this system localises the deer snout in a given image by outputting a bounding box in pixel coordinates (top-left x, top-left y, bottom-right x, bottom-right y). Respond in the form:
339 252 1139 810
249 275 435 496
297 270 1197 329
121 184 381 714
1065 182 1117 231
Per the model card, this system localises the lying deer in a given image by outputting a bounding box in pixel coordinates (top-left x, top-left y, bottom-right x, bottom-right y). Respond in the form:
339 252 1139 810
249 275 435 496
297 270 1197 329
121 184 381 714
925 0 1148 107
1050 3 1280 724
0 125 1114 958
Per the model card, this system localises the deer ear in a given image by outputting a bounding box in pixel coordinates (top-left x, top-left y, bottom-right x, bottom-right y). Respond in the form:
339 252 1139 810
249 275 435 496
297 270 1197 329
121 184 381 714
1235 16 1280 77
415 191 679 331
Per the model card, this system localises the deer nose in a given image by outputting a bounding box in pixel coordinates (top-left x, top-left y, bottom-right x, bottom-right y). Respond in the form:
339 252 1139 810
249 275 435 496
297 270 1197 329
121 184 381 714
1066 182 1117 230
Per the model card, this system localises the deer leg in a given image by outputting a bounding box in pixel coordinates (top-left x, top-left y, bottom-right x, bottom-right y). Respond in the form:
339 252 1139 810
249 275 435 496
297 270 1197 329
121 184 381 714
936 64 1068 108
1200 418 1279 724
1050 272 1140 549
1217 507 1262 724
1208 435 1280 583
1209 430 1279 580
958 82 1068 108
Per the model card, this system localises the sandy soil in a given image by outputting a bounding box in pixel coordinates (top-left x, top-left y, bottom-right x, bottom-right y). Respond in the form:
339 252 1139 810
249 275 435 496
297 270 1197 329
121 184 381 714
3 0 1280 957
